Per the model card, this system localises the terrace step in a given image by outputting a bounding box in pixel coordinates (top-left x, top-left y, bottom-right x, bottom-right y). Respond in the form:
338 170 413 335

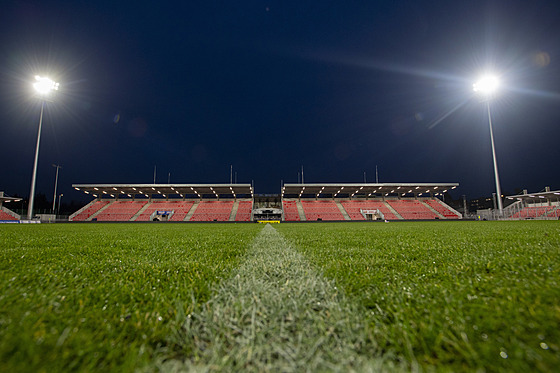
184 201 199 221
230 200 240 221
421 200 445 219
296 200 307 221
87 201 113 221
335 201 351 221
383 201 403 220
131 202 152 221
433 198 462 219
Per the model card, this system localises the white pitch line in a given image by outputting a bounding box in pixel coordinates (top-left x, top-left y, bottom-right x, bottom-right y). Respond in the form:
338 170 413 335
153 224 403 372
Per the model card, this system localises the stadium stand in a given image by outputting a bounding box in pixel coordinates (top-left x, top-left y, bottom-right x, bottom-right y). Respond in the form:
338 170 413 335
0 209 18 220
424 199 461 219
95 201 148 221
300 200 344 221
387 199 439 220
69 183 463 222
340 200 398 220
235 200 253 221
190 200 234 221
135 200 195 221
70 200 110 221
510 206 556 219
282 200 300 221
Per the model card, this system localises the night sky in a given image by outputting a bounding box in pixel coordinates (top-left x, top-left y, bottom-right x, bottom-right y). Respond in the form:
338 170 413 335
1 0 560 204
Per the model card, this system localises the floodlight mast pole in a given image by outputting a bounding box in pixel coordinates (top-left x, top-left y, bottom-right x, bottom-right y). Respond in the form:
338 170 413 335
486 100 503 215
52 164 62 213
27 100 45 220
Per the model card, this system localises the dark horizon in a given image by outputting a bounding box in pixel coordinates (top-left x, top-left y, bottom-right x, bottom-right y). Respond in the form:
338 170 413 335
2 1 560 206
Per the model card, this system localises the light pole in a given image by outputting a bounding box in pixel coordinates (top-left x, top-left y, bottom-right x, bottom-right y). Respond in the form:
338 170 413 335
27 75 59 220
57 193 63 217
473 75 503 215
52 164 62 214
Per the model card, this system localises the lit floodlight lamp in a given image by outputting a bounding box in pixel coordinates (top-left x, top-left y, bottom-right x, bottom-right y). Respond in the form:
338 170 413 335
33 76 59 95
473 75 499 96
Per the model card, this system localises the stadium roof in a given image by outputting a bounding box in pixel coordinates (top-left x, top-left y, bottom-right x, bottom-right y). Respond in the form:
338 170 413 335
506 190 560 202
281 183 459 198
72 182 460 199
72 184 253 199
0 192 22 204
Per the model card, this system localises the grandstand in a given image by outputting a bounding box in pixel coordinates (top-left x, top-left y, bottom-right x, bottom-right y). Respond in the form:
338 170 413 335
504 187 560 220
70 184 254 222
70 182 461 222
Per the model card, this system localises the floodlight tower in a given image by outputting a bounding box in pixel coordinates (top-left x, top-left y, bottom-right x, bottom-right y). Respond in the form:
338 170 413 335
27 75 59 220
473 75 503 215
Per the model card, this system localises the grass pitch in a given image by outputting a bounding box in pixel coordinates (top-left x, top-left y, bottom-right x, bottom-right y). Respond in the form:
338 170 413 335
277 221 560 372
0 221 558 372
0 223 261 372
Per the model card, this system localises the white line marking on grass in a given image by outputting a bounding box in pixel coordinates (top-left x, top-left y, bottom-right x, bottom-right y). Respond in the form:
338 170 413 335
153 224 403 372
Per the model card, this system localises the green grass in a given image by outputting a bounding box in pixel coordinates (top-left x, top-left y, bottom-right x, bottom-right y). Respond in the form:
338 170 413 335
1 221 559 372
276 221 560 372
0 223 261 372
153 224 398 372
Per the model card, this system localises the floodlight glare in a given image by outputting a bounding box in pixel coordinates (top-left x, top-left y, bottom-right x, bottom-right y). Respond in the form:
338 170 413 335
33 75 59 95
473 75 499 95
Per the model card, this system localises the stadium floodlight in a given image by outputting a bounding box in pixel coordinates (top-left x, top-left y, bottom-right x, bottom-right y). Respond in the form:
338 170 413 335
473 74 503 215
27 75 60 220
33 76 59 95
473 75 499 96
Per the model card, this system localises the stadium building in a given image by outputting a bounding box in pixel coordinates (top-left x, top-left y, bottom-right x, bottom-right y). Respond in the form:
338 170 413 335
68 182 462 222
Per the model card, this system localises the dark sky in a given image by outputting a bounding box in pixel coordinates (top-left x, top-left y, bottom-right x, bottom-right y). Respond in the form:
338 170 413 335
1 0 560 203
